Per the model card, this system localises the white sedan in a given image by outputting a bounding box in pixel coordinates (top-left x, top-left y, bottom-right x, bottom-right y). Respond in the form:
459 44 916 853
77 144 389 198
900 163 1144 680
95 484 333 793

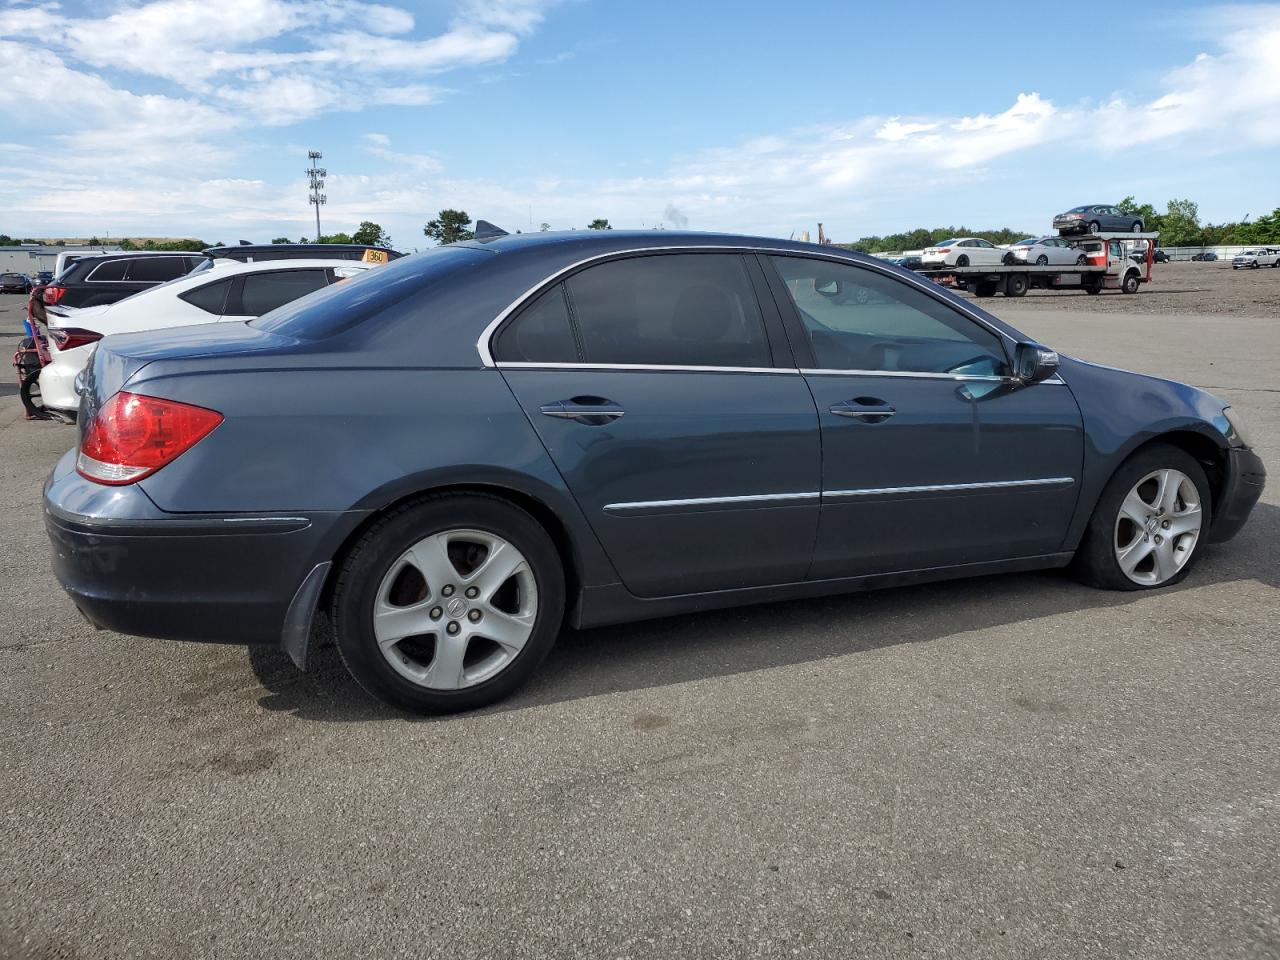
1004 236 1087 266
39 257 372 415
920 237 1005 268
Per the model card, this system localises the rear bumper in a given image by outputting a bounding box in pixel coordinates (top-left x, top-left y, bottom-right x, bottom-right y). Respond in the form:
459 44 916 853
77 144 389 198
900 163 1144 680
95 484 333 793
43 450 352 645
38 353 84 412
1208 446 1266 544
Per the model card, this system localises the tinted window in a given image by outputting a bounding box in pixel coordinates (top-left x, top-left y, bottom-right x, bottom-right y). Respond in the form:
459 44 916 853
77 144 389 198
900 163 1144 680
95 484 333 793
1 273 24 282
567 254 770 368
769 257 1010 377
240 270 328 316
252 246 484 340
126 257 190 282
179 278 232 315
87 260 129 282
495 285 577 362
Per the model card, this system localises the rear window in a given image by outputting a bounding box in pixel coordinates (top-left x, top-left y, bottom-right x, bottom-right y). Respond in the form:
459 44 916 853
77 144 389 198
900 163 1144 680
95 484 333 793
251 247 483 339
240 270 329 316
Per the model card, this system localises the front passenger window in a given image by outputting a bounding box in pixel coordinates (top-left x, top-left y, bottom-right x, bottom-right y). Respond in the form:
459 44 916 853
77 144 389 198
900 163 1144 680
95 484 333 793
769 257 1010 377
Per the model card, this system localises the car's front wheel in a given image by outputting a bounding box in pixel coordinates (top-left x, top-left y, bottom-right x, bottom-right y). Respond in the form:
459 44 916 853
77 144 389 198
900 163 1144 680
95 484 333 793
1072 444 1211 591
332 494 565 713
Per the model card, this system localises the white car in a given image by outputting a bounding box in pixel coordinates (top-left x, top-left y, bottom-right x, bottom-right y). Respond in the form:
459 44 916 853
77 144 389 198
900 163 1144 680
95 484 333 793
1231 249 1280 269
1004 236 1087 266
39 257 372 415
920 237 1005 268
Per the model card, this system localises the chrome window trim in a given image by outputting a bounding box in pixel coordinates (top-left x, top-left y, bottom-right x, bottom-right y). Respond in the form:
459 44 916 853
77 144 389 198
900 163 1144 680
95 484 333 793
477 244 1021 367
825 477 1075 499
603 477 1075 515
496 361 1064 385
604 491 820 514
497 361 793 375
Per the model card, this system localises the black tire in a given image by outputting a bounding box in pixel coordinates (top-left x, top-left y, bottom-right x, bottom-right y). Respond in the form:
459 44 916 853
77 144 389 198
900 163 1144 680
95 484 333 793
331 494 566 714
1121 271 1141 294
1002 252 1016 265
1035 254 1049 266
1089 221 1102 234
1132 221 1143 232
19 368 50 420
1084 281 1102 295
1006 273 1029 297
956 254 969 267
1071 443 1211 591
1076 254 1088 265
974 281 998 297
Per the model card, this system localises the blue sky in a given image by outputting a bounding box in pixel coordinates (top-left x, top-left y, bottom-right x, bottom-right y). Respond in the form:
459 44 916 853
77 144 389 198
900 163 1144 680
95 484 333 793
2 0 1278 246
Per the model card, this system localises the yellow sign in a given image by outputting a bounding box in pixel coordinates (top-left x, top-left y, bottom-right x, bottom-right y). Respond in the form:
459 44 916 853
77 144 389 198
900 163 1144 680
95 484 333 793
361 248 388 264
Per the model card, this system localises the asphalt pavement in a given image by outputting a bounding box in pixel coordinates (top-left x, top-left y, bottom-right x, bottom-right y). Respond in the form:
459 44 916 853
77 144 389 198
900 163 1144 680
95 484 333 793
1 294 1277 960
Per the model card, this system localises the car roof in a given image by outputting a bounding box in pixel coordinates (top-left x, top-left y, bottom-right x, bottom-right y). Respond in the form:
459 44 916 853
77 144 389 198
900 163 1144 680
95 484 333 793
204 243 402 262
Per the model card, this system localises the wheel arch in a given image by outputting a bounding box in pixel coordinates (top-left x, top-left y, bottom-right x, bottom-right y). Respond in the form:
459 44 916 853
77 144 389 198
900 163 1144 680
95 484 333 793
1095 428 1229 529
317 480 591 627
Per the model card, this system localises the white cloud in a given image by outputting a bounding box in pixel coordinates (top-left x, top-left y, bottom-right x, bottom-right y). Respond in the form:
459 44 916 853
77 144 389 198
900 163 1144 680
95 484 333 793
1 2 1278 243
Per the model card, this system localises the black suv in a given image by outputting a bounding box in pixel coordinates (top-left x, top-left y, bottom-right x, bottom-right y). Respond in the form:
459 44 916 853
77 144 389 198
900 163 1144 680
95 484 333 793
41 252 204 318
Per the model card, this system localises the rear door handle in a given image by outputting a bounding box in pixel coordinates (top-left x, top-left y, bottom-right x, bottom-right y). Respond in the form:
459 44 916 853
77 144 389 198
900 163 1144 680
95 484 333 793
829 398 895 421
540 398 625 424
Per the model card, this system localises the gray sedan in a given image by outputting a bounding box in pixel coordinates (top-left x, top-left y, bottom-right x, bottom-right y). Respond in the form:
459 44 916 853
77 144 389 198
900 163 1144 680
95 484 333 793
45 229 1266 713
1054 204 1145 235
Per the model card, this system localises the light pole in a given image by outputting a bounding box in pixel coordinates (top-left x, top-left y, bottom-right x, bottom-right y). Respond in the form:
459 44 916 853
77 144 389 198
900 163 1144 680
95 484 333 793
307 150 327 242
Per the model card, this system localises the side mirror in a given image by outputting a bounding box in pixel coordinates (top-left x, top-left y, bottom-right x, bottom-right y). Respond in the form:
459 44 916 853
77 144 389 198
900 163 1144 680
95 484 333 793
1014 341 1059 383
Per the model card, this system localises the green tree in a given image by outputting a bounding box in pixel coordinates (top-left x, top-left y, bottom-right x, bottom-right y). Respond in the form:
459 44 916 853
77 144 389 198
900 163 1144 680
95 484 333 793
587 218 612 230
539 222 551 232
424 209 473 245
318 232 354 244
1117 196 1161 232
1161 198 1201 246
352 221 392 247
118 239 136 250
87 236 101 245
271 236 292 244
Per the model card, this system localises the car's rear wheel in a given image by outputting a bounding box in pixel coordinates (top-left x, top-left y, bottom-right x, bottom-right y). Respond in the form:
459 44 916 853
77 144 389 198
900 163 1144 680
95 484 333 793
19 369 48 420
1076 254 1087 265
1132 221 1143 232
332 494 565 713
1035 254 1049 266
1089 221 1102 234
1072 444 1210 591
956 254 969 267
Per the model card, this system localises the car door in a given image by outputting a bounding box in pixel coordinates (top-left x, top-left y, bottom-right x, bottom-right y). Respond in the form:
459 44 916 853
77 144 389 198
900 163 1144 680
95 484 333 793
761 254 1084 579
970 239 1002 264
495 251 821 597
220 267 332 321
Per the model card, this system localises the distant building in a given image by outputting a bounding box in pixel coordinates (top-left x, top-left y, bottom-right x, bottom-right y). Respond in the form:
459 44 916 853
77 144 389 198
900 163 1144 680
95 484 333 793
0 244 121 274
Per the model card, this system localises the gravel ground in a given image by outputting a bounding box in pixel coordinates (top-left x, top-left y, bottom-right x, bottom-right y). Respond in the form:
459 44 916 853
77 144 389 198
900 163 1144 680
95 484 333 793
1 293 1277 960
953 260 1280 316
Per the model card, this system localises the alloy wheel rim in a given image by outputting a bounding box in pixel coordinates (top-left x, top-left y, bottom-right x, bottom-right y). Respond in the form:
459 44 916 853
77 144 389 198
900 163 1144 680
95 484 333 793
373 528 538 690
1113 468 1202 585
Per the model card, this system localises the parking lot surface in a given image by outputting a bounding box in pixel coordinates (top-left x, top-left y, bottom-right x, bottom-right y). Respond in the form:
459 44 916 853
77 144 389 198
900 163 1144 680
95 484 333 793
1 284 1277 959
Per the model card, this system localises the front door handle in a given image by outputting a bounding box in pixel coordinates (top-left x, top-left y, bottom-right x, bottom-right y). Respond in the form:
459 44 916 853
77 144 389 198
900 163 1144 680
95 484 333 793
829 397 895 422
540 398 626 424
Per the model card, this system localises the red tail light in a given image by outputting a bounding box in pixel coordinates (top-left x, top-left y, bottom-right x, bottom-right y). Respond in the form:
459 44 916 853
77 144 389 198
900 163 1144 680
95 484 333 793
77 392 223 485
49 327 103 351
43 284 66 305
936 247 952 253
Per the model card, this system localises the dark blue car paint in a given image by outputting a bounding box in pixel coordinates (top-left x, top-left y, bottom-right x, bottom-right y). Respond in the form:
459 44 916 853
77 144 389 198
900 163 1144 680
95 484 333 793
43 231 1264 668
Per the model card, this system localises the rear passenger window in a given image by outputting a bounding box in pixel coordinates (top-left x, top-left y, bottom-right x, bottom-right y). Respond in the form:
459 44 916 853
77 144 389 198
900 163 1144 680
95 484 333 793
240 270 328 316
495 285 578 363
126 257 189 282
86 260 129 282
567 254 770 367
179 278 232 315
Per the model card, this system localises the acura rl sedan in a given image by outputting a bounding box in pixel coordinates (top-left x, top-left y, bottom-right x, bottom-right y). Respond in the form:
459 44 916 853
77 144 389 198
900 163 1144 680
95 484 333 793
44 231 1265 713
